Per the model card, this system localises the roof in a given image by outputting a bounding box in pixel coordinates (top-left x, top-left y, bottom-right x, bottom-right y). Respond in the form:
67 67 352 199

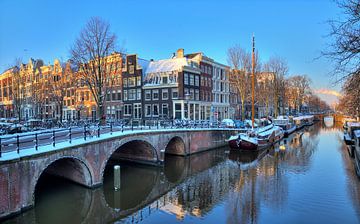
146 58 188 74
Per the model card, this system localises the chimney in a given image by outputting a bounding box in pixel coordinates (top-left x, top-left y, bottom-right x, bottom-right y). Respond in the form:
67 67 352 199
177 48 184 58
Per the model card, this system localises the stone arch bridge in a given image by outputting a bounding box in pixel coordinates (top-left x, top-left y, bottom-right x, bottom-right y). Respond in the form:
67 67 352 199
0 128 235 220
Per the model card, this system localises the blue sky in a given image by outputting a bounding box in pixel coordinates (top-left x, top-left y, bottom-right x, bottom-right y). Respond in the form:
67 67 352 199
0 0 342 95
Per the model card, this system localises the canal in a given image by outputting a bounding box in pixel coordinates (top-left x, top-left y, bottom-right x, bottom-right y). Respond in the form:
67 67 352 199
4 122 360 224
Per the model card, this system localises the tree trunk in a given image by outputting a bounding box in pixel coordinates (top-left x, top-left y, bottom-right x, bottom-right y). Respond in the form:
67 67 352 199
99 104 105 125
241 101 245 121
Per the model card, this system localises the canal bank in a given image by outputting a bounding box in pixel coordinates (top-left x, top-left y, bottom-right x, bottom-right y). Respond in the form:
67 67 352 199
4 122 360 224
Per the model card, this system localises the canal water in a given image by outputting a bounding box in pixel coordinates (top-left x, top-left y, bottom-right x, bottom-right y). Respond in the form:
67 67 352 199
4 122 360 224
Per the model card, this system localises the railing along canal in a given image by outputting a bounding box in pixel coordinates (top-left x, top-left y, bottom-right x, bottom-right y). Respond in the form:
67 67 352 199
0 119 236 158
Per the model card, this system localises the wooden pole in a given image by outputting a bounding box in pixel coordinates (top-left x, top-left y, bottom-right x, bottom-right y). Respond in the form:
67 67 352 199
251 34 255 129
114 165 121 190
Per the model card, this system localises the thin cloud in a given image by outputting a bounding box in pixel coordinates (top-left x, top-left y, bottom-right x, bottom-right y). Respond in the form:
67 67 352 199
313 89 342 97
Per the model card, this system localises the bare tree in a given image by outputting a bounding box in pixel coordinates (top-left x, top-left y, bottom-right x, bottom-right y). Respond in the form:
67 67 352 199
264 57 288 117
11 58 24 122
338 73 360 118
323 0 360 82
227 45 251 120
70 17 121 124
287 75 311 113
257 72 274 117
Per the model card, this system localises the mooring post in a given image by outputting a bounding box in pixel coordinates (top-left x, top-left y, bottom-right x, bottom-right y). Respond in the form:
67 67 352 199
114 165 121 190
52 130 56 147
16 135 20 153
69 127 72 144
35 133 38 151
84 126 87 140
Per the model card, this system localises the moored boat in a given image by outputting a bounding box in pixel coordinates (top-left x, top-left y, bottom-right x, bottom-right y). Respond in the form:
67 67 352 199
353 130 360 177
293 116 305 130
303 115 314 126
344 122 360 157
228 124 277 150
273 126 284 143
273 116 296 137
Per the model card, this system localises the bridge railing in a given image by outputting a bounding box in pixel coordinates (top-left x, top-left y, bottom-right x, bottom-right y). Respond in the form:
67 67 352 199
0 120 239 158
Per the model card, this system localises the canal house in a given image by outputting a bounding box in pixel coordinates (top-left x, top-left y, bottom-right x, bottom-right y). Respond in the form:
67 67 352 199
143 49 202 122
121 54 149 124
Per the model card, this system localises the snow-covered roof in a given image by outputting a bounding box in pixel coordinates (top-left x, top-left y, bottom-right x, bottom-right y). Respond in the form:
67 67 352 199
146 58 188 74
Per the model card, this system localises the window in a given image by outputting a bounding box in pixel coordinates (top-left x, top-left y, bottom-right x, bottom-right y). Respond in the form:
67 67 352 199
190 89 194 100
190 74 194 85
153 104 159 116
145 104 152 117
117 90 122 101
123 78 128 87
134 103 142 119
195 89 199 101
172 88 178 99
162 89 168 100
123 90 128 101
184 73 189 85
162 104 168 117
175 103 181 119
136 76 141 86
201 76 204 86
128 77 136 87
128 89 136 100
111 90 116 100
163 76 168 84
153 89 159 100
195 75 199 86
184 88 189 96
106 93 111 101
145 90 151 100
137 89 141 100
129 65 134 74
124 104 132 115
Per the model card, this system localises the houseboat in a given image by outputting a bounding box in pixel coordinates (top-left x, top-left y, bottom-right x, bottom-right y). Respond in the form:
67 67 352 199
303 115 315 126
228 124 284 150
353 130 360 177
273 116 297 137
344 122 360 157
293 116 305 130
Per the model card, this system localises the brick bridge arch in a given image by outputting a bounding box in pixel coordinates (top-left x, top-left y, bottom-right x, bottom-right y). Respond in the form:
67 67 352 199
31 156 94 206
100 136 160 181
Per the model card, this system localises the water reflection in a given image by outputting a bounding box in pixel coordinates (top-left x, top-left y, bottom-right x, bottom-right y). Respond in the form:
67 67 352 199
4 123 360 224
